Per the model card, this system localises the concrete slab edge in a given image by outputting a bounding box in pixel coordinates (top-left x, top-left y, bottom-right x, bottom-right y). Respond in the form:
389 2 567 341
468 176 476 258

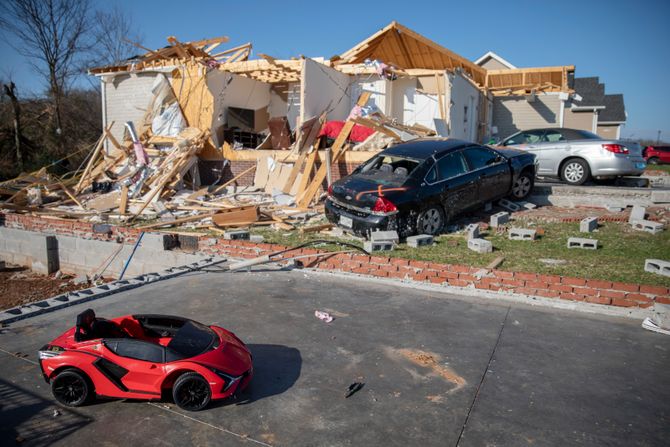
0 257 227 325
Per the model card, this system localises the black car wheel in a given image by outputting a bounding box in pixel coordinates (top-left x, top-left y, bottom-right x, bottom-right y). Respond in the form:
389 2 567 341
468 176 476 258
416 206 445 235
648 157 659 165
173 372 211 411
510 171 534 200
51 369 92 407
561 158 590 185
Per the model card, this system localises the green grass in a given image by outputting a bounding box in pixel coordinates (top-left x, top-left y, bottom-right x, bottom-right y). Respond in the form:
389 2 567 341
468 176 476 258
251 219 670 287
646 164 670 174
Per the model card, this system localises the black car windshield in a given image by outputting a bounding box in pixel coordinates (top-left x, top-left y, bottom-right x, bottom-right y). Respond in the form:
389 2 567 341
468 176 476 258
166 321 217 360
356 154 421 185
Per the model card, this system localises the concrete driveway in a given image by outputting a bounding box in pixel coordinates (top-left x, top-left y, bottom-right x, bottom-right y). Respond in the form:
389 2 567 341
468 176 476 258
1 267 668 446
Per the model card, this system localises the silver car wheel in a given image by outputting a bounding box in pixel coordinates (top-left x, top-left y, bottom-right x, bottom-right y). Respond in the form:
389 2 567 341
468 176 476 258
419 208 443 234
564 162 585 183
512 175 531 198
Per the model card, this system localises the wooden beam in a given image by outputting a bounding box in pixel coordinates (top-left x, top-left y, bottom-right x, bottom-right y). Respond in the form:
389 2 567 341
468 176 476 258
136 212 218 230
299 92 371 207
75 123 113 194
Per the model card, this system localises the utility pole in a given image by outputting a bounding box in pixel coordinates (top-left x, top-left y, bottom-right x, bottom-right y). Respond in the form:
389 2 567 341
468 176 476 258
657 130 661 144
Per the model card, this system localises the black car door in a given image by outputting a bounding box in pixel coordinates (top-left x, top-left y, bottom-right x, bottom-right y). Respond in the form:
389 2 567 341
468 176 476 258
462 146 511 204
423 151 478 218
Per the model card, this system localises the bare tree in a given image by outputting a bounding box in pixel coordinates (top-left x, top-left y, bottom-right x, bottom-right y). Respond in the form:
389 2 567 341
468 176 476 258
91 5 144 67
0 0 92 142
2 81 23 170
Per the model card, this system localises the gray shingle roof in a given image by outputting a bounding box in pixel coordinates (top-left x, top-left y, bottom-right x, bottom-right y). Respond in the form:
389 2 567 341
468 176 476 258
599 94 626 123
574 77 605 106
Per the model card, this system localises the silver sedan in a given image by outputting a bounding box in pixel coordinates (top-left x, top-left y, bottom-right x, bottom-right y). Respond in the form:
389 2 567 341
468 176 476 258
499 128 646 185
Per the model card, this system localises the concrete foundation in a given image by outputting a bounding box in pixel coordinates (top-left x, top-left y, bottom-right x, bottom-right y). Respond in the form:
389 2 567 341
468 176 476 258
0 227 207 278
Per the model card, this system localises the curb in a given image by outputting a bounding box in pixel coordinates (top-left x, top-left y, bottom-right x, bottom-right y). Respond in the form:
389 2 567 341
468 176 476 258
0 257 227 325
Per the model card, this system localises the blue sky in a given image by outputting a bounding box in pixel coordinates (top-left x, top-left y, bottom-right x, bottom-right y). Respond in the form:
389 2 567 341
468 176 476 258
1 0 668 140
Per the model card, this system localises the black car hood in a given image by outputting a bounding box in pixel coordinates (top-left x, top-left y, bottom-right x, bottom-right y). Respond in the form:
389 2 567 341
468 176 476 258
331 173 409 208
495 147 528 158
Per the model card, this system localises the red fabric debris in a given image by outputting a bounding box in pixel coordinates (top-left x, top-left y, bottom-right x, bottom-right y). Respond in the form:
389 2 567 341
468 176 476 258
318 121 375 143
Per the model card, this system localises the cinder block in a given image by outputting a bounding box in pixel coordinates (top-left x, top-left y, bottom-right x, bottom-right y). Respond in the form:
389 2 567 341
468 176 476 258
140 233 176 251
629 205 646 223
644 259 670 277
223 230 250 240
580 217 598 233
651 190 670 204
250 235 265 243
364 241 394 252
520 201 537 210
464 223 479 240
484 202 493 212
178 235 199 251
567 237 598 250
406 234 433 248
631 220 664 234
370 230 399 243
92 223 113 234
498 198 521 212
605 205 623 212
468 238 493 253
490 212 509 228
508 228 536 240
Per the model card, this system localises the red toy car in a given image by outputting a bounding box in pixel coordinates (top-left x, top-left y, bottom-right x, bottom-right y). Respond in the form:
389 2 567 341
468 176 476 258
644 145 670 165
38 310 253 411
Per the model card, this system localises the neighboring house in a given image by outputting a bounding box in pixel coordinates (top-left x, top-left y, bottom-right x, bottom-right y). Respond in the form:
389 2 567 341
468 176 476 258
474 52 626 140
563 77 626 139
474 51 517 70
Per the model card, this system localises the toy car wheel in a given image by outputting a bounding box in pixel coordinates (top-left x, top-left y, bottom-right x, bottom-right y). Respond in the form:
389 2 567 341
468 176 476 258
51 369 92 407
561 158 590 185
173 372 211 411
510 171 534 200
416 206 445 235
648 157 659 165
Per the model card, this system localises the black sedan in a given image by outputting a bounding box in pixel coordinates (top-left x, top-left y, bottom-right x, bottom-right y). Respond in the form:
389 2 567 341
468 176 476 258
325 139 537 237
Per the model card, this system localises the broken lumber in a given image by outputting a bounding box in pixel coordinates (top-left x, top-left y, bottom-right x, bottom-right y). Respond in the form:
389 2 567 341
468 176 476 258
212 205 259 227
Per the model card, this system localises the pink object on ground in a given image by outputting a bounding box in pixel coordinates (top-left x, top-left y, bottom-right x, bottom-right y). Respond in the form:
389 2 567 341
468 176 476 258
315 310 334 323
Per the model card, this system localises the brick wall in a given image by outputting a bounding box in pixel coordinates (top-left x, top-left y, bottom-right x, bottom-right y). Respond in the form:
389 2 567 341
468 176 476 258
3 213 668 310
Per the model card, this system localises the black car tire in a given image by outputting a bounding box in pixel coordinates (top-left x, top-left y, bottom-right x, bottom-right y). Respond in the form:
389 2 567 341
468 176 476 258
416 206 446 235
173 372 212 411
510 171 534 200
648 157 659 165
561 158 590 185
51 369 92 407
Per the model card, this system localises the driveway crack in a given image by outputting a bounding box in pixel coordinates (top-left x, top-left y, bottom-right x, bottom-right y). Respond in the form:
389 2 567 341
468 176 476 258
455 306 511 447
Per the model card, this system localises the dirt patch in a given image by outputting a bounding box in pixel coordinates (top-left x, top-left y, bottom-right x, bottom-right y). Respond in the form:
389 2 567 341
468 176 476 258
388 348 466 393
0 265 106 311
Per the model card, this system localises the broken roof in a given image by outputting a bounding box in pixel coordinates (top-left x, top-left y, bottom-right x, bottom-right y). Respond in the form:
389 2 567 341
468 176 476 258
335 21 487 85
89 37 252 74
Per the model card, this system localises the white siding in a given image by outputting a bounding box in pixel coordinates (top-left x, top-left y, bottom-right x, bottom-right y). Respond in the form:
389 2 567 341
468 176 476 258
103 72 163 149
448 72 481 142
493 94 562 139
301 58 351 124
